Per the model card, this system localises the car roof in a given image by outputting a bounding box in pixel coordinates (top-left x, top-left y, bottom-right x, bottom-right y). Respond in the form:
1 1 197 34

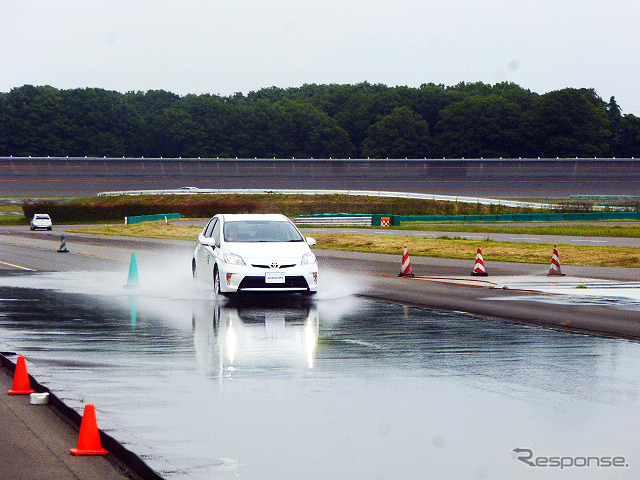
34 213 51 217
219 214 290 222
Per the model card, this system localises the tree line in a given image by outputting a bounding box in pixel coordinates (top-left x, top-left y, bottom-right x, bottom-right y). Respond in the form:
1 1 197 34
0 82 638 159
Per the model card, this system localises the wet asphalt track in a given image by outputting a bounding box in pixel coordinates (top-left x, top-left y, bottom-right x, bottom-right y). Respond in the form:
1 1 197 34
1 231 640 479
2 227 640 339
3 157 640 478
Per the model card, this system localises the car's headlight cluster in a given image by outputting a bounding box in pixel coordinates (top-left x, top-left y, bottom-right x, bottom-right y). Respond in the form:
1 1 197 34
223 252 246 266
301 252 316 265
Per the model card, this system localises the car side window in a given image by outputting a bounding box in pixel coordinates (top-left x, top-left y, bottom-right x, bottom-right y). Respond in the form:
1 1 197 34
204 218 217 238
212 220 221 247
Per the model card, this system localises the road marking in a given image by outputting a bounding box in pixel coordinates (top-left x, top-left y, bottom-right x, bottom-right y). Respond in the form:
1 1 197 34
0 260 35 271
10 241 29 247
77 251 120 260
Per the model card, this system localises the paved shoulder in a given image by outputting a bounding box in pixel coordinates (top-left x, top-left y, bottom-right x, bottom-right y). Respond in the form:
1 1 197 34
301 227 640 247
0 366 136 480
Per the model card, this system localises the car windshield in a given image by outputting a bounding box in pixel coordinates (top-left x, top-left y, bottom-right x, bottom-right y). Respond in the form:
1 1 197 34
35 215 50 220
223 220 304 243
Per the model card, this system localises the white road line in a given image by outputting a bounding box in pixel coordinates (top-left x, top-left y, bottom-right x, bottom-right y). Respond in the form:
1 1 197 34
0 260 35 271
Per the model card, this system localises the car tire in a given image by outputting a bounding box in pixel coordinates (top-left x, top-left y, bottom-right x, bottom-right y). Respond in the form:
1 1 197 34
192 260 197 280
213 267 221 296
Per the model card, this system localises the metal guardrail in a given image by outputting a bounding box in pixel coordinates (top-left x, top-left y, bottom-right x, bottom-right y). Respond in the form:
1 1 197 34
97 188 559 210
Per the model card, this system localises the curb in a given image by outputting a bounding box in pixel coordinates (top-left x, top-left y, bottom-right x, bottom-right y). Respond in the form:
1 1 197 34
0 353 164 480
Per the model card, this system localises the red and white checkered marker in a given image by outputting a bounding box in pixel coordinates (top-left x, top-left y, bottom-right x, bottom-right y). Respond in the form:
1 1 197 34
471 246 488 276
398 246 414 277
547 244 566 276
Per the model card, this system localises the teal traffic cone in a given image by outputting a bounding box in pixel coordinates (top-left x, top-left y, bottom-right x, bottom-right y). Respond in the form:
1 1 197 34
57 235 69 253
124 253 140 288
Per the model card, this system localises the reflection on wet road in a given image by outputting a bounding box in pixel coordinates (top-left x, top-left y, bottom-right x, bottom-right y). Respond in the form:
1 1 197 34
0 271 639 479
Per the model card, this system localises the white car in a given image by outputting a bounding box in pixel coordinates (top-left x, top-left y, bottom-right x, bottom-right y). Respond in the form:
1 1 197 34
30 213 53 230
193 214 318 295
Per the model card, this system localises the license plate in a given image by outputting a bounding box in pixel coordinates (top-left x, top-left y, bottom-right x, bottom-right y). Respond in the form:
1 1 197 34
265 272 285 284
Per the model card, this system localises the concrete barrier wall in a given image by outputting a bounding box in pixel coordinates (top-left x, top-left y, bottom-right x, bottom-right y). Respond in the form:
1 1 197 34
1 157 639 198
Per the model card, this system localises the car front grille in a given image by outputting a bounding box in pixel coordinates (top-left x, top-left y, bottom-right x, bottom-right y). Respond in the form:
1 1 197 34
251 264 297 269
238 276 309 290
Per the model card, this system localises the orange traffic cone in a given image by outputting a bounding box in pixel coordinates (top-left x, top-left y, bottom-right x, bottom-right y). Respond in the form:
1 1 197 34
547 244 566 277
398 246 414 277
471 246 488 276
70 404 108 456
8 356 35 395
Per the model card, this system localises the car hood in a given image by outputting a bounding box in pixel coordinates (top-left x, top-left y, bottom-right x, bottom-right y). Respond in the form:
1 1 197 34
226 242 310 263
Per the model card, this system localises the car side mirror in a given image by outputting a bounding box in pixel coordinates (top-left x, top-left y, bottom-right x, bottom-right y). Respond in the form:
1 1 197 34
306 237 316 247
200 236 216 247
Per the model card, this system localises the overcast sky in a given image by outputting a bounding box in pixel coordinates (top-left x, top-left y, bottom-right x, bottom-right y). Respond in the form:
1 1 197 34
2 1 639 114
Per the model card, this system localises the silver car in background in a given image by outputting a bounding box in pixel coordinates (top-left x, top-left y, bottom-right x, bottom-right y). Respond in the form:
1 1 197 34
30 213 53 230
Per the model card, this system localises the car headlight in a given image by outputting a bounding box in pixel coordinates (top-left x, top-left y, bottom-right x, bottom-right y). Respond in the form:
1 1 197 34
301 252 316 265
223 252 246 266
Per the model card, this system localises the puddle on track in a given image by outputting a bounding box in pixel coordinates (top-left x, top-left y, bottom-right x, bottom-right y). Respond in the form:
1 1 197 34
0 270 639 479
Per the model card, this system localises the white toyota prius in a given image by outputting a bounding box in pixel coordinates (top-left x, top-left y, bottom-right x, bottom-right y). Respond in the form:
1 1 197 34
193 214 318 295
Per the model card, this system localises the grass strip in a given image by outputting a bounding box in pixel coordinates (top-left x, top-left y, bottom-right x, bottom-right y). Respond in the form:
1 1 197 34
399 222 640 238
69 222 200 240
311 233 640 267
68 222 640 268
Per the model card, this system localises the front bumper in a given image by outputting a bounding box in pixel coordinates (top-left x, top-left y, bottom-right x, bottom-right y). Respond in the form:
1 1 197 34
218 263 318 293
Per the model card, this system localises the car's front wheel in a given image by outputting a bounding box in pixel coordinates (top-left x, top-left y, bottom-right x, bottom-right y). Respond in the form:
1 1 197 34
213 267 221 295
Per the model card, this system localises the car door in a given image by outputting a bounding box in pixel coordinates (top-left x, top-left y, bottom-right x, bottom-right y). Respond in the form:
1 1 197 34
197 218 217 283
208 218 223 281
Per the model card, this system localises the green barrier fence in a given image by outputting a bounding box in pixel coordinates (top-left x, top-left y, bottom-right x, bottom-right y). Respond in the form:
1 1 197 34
371 211 640 226
298 213 372 218
125 213 182 224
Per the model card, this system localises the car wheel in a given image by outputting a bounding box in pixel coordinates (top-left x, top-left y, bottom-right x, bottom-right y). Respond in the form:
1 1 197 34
213 267 221 295
192 260 197 280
